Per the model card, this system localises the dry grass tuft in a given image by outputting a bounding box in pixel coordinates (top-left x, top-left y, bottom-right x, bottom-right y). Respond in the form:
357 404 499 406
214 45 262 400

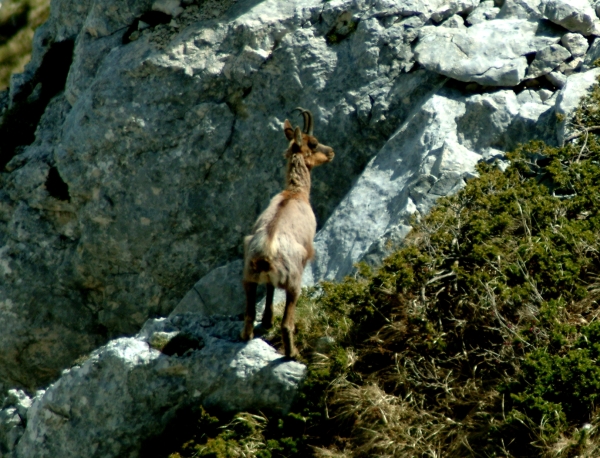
0 0 50 90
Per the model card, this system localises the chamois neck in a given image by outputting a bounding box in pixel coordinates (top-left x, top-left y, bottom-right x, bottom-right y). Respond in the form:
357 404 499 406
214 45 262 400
285 152 311 195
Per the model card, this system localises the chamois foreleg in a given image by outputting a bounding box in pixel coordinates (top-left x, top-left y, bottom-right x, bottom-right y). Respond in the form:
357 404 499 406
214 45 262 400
282 285 300 358
262 283 275 329
241 281 258 341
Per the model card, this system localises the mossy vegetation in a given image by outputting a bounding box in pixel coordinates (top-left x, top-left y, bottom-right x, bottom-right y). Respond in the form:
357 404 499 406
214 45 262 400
0 0 50 90
159 84 600 457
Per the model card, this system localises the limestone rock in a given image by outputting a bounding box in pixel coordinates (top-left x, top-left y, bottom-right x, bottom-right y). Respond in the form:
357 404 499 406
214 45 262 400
558 56 584 75
466 0 501 24
0 0 447 390
414 19 559 86
539 88 555 102
517 89 543 104
152 0 184 17
304 88 557 282
527 44 572 78
546 70 569 87
6 315 304 458
431 0 480 22
170 260 245 318
441 14 467 27
497 0 543 19
561 32 590 57
555 68 600 144
582 37 600 69
541 0 600 36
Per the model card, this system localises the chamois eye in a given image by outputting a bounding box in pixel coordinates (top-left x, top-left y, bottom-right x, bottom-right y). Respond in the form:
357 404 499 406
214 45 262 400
308 139 318 148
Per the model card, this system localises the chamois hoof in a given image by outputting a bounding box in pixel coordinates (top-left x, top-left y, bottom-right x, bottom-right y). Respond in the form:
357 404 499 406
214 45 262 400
240 328 254 341
261 319 274 330
283 347 299 359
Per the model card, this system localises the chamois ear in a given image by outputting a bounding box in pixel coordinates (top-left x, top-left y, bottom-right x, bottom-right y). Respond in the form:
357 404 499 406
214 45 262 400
284 119 294 140
294 126 303 146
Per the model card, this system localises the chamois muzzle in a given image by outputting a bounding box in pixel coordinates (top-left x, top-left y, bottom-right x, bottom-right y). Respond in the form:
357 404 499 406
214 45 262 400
315 143 334 156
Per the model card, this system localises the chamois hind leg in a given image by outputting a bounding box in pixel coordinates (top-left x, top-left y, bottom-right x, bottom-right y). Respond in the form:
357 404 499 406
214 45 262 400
261 283 275 329
281 286 300 358
241 281 257 341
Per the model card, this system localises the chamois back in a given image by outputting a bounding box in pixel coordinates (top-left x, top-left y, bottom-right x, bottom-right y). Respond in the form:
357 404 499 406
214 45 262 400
241 108 335 357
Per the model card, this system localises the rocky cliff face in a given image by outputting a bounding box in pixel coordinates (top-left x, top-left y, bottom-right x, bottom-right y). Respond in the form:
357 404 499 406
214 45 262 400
0 0 599 455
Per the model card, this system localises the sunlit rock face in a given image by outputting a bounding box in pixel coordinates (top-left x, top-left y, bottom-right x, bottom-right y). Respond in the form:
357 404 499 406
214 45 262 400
0 0 600 455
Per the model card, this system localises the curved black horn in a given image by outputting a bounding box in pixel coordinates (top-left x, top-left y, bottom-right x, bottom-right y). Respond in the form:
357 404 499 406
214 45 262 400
292 107 314 136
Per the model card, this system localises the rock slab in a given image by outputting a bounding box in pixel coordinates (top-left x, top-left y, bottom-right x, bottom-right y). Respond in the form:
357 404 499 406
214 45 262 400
5 315 304 458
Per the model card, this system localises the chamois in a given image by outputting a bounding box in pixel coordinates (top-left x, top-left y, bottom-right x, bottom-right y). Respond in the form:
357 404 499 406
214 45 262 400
241 108 335 358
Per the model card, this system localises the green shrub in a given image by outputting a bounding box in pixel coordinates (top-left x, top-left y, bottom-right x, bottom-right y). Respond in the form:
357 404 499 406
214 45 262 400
0 0 50 90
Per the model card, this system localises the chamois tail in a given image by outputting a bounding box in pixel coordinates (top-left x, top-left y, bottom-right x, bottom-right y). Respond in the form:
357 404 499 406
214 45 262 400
251 257 271 273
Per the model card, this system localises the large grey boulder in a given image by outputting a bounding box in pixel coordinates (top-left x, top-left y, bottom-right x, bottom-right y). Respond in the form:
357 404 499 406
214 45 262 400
171 260 245 317
541 0 600 36
414 19 559 86
3 314 304 458
304 88 557 282
497 0 543 19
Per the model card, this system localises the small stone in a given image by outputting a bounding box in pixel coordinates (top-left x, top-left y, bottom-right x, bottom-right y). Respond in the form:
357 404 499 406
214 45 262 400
466 1 500 24
441 14 466 28
3 389 31 421
561 32 589 57
431 6 453 22
545 71 568 88
152 0 184 17
526 44 571 78
517 89 542 104
497 0 543 19
431 0 479 22
582 37 600 70
538 88 554 101
558 57 584 75
148 331 180 351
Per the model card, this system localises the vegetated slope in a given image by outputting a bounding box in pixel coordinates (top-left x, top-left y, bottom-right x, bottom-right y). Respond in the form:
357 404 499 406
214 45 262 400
0 0 50 90
158 84 600 457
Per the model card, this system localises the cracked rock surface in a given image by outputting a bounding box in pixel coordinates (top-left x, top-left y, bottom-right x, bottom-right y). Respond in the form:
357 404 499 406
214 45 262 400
414 19 561 86
7 315 304 457
541 0 600 35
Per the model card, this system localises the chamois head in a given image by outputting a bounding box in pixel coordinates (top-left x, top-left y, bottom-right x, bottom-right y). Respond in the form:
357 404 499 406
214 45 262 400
283 108 334 169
